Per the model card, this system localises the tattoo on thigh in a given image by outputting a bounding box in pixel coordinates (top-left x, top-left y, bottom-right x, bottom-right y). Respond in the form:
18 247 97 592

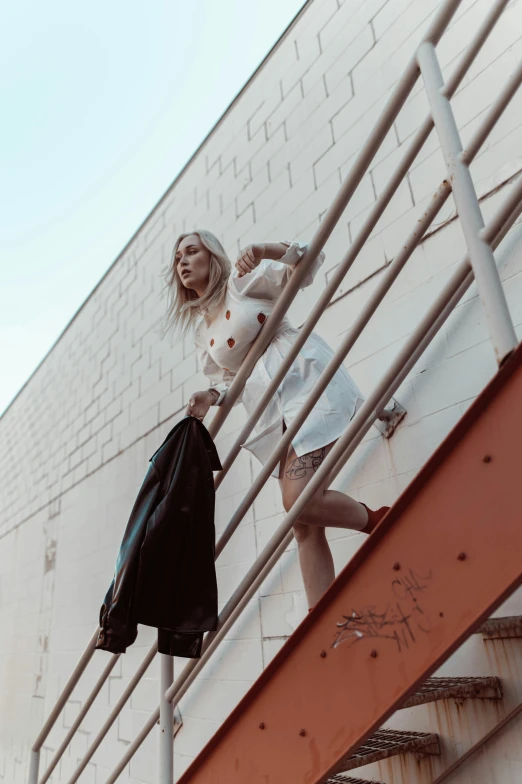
285 447 326 480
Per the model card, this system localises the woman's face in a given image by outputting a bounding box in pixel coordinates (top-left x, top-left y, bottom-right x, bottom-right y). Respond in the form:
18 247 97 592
175 234 211 296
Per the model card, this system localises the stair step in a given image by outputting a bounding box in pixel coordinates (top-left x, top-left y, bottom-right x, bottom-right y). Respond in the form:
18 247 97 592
402 675 502 707
328 729 440 776
479 615 522 639
324 679 498 781
326 777 386 784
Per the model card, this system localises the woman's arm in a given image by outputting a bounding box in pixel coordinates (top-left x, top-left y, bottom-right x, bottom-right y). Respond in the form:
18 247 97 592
255 242 292 261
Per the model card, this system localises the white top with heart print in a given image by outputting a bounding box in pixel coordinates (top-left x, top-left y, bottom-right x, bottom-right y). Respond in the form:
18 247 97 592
193 240 364 478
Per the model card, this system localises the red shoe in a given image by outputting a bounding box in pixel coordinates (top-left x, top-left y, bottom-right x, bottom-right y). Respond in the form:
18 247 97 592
359 503 390 535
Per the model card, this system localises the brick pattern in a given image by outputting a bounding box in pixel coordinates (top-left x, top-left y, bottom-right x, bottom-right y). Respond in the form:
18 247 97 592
2 0 522 781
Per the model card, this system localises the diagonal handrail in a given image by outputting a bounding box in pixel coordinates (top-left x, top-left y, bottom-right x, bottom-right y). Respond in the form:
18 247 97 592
26 0 521 781
205 0 465 446
214 50 522 559
212 0 512 499
37 655 119 784
325 180 522 488
38 645 158 784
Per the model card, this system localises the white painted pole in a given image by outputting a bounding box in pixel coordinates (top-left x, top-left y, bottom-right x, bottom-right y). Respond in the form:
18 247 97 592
159 654 174 784
417 41 517 366
27 750 40 784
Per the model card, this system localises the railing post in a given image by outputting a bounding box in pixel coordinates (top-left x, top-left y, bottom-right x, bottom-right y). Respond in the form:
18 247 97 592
417 41 517 366
159 654 174 784
27 749 40 784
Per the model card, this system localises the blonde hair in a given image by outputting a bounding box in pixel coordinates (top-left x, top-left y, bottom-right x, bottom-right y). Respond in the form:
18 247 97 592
159 229 231 342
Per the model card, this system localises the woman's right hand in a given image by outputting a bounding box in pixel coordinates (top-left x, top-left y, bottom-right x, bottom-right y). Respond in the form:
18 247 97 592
235 243 266 277
185 390 215 421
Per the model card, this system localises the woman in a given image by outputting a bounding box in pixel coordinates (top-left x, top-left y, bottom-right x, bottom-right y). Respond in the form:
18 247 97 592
161 229 389 610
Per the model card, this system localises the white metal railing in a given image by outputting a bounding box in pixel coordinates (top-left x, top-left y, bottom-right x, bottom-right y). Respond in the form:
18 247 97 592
27 1 522 782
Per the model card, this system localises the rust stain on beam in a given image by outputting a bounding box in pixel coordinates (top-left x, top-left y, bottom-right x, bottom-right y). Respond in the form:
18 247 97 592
479 616 522 640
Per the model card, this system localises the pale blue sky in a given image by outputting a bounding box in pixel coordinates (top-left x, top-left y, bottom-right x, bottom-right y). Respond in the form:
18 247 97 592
0 0 305 416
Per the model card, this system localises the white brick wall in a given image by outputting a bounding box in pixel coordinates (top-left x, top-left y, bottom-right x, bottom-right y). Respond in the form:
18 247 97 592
2 0 522 781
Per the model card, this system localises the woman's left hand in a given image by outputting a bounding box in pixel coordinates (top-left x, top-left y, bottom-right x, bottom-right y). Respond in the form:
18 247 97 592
235 244 266 277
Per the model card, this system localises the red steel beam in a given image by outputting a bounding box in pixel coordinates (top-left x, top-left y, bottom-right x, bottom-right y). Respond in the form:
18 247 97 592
178 342 522 784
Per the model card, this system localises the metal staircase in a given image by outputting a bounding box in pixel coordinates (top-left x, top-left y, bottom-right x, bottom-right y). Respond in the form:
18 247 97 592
174 341 522 783
26 0 522 782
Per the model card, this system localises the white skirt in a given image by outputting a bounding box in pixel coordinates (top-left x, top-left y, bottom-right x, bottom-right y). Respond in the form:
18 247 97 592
239 327 365 478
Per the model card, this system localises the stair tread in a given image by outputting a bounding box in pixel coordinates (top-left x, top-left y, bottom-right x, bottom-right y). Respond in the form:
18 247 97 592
331 729 439 774
323 679 498 781
326 777 386 784
479 616 522 639
403 675 502 707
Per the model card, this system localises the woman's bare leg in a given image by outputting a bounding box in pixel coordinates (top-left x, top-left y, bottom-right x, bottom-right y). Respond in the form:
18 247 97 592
278 423 369 608
289 523 336 609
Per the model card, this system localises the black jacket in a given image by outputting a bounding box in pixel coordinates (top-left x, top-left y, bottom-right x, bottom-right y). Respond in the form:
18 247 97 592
95 416 222 658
